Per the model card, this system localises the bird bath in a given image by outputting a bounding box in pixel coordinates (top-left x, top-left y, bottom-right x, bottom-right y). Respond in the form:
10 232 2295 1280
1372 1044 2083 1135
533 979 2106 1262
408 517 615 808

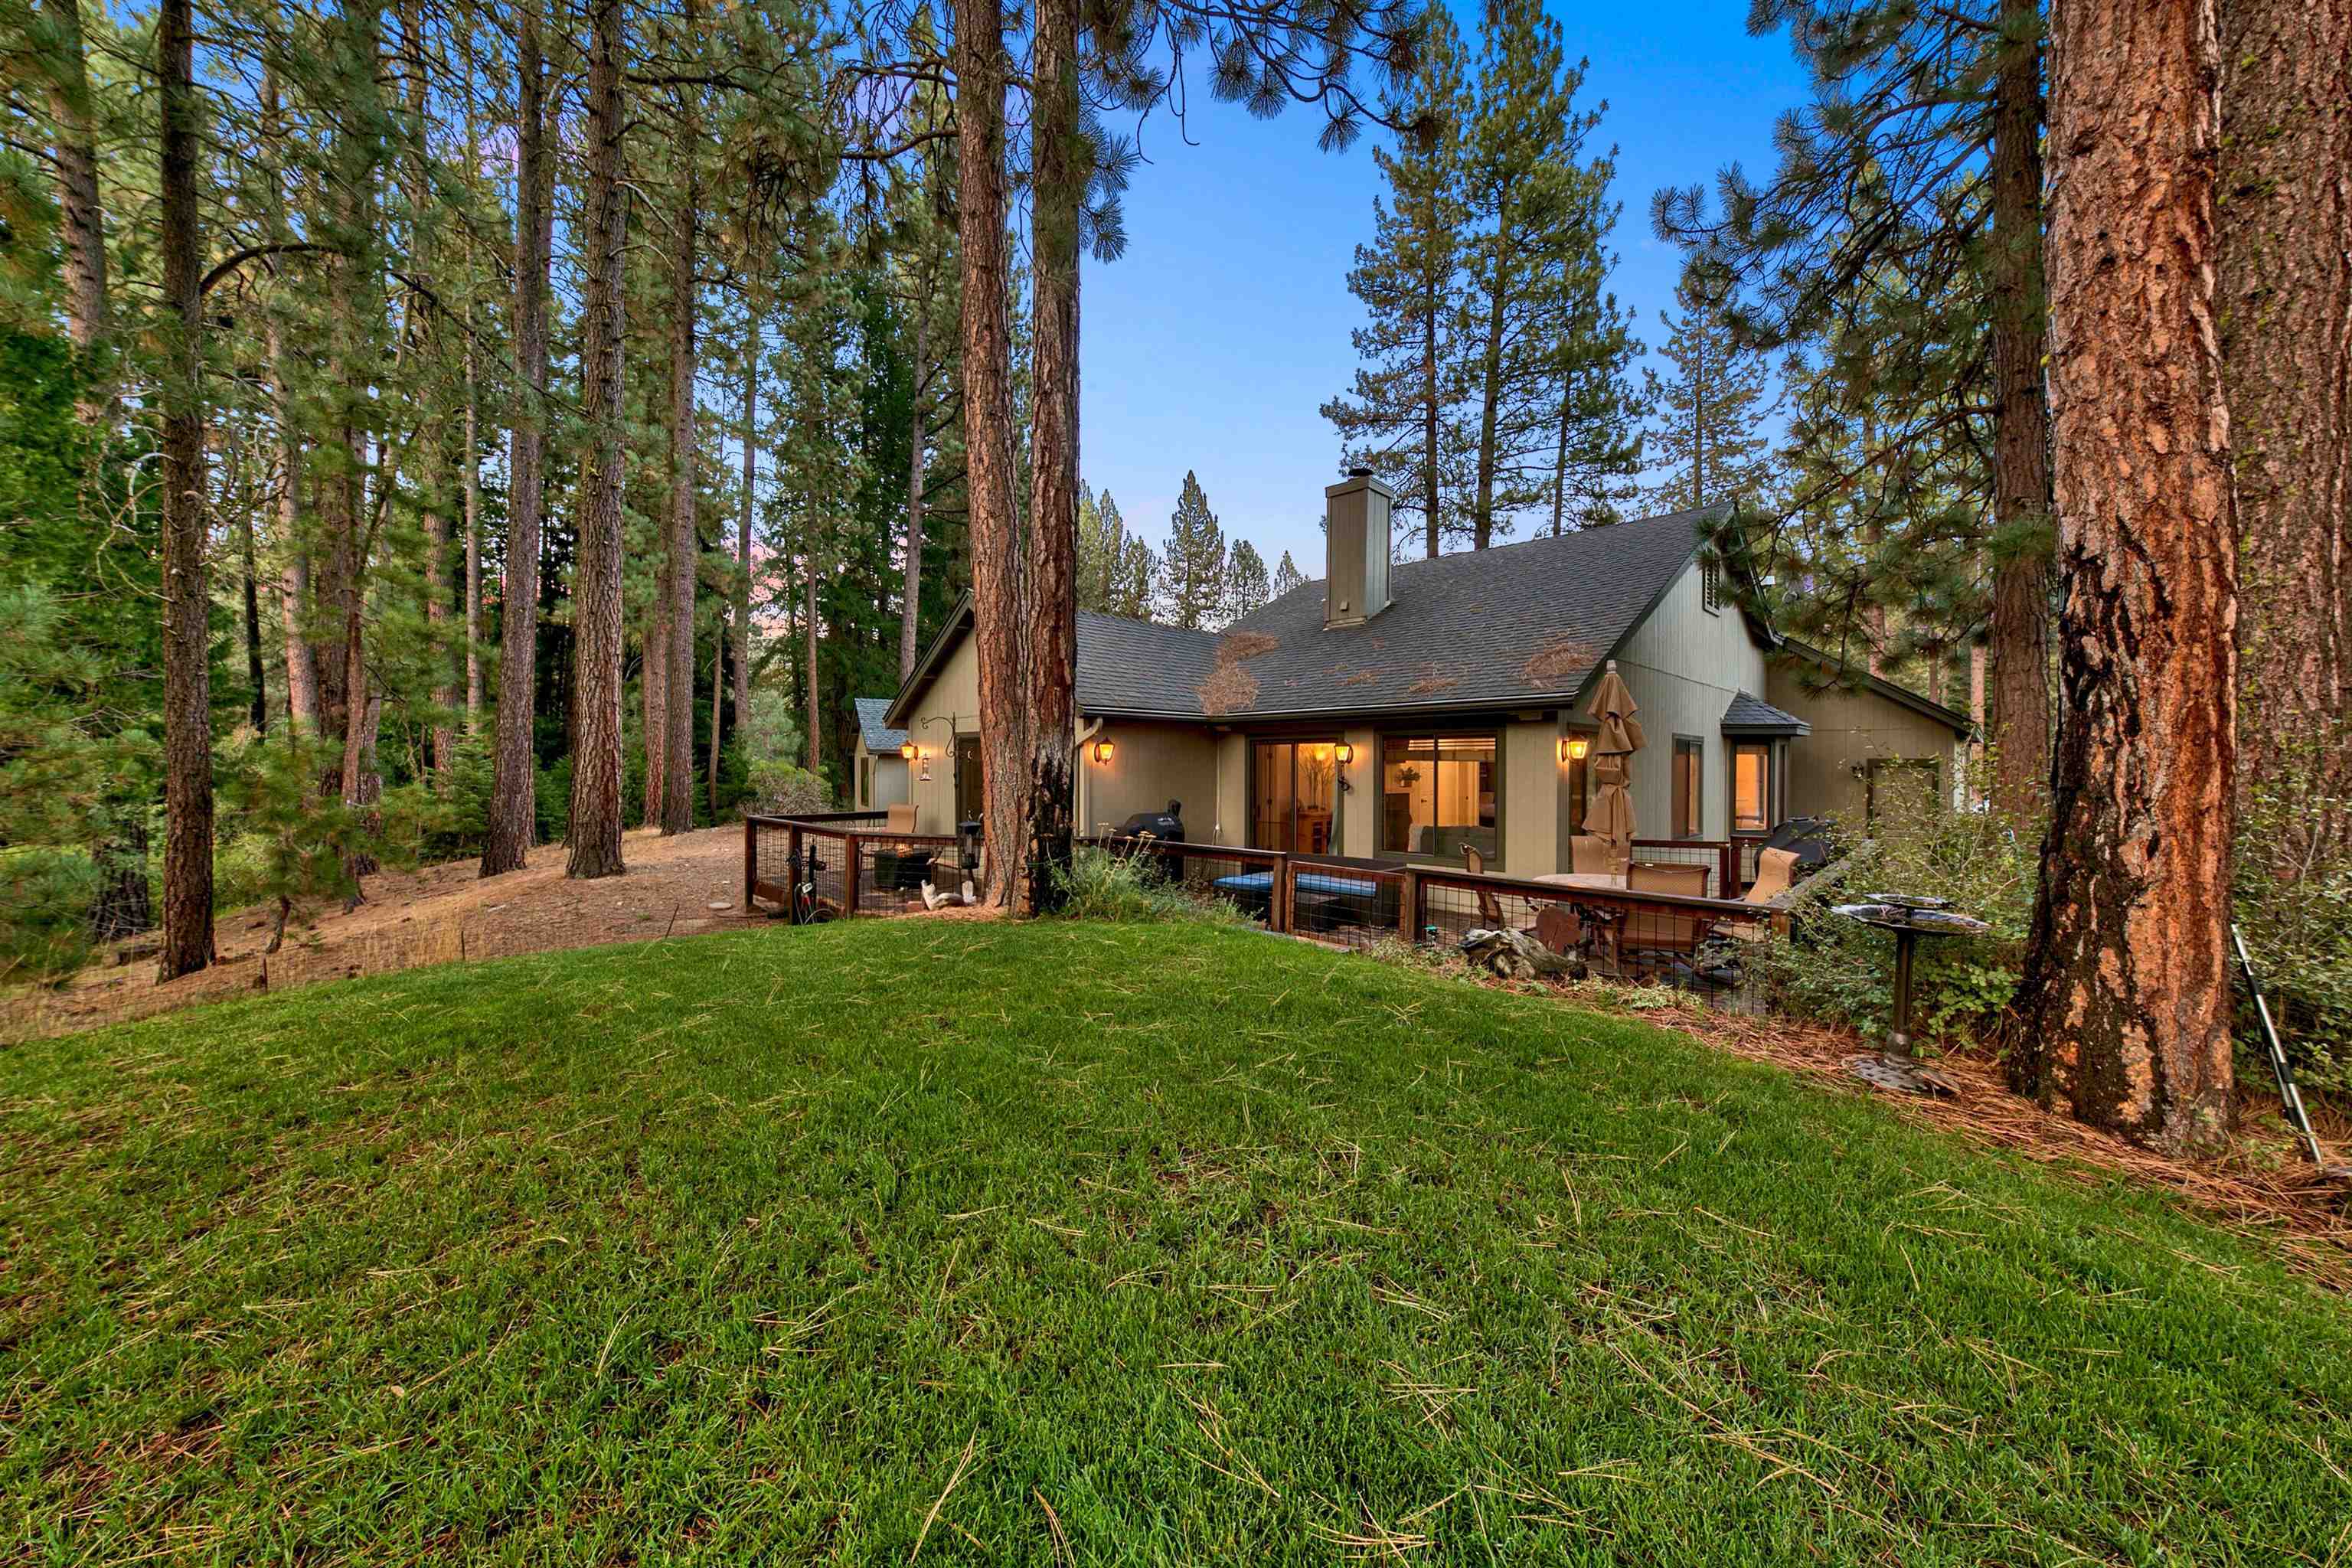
1832 894 1991 1054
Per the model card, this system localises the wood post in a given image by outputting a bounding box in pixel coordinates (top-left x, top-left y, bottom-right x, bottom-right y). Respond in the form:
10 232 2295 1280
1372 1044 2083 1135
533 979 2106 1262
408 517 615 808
1275 854 1292 934
1720 841 1740 897
742 816 756 912
1397 870 1419 942
843 832 863 917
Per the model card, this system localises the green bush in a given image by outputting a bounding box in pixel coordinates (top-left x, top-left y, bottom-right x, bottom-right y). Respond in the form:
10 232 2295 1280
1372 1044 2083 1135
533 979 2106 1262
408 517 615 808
746 760 831 817
1746 782 2037 1052
1050 845 1255 928
2233 761 2352 1099
0 847 102 984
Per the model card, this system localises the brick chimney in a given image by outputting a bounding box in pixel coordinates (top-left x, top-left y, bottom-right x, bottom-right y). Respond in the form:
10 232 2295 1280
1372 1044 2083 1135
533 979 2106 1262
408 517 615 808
1324 468 1395 629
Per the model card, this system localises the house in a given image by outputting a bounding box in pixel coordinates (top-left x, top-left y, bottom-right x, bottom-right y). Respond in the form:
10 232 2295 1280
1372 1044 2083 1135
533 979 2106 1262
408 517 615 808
881 471 1971 880
850 697 910 812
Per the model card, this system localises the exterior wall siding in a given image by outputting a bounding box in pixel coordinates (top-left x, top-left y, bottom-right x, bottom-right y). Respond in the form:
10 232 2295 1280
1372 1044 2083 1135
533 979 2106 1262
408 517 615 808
1611 565 1769 841
1763 669 1968 826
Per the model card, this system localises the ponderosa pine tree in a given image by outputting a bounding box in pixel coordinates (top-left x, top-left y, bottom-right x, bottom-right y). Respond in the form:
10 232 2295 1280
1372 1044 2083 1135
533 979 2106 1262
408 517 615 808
2219 0 2352 864
1655 0 2055 818
1110 533 1158 619
566 0 630 880
1321 5 1466 558
1223 540 1271 622
2012 0 2236 1152
483 0 552 879
1453 0 1632 549
1158 471 1227 629
1642 268 1773 512
1271 550 1305 599
154 0 211 978
1076 485 1125 612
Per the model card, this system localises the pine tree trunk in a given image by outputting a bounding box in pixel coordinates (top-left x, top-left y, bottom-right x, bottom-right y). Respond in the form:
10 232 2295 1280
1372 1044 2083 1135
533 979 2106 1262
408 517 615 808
155 0 212 980
1471 239 1510 550
901 301 928 680
709 621 724 817
464 326 483 726
483 0 550 878
1986 7 2057 819
565 0 629 880
642 599 668 829
1024 0 1081 913
261 68 318 732
40 0 110 417
736 293 756 737
662 68 700 835
1423 273 1442 558
242 504 267 732
952 0 1026 903
803 560 820 775
2013 0 2236 1154
2220 0 2352 864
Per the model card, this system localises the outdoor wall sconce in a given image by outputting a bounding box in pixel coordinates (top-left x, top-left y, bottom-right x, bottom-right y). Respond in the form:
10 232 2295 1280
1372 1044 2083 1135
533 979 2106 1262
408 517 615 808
900 742 917 760
1334 743 1354 765
1561 736 1589 764
1093 739 1115 763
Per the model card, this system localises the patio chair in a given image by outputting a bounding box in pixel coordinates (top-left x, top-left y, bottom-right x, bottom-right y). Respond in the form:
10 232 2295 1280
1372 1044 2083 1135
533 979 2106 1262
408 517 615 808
885 803 917 835
1463 844 1506 928
1722 848 1800 943
1622 862 1722 975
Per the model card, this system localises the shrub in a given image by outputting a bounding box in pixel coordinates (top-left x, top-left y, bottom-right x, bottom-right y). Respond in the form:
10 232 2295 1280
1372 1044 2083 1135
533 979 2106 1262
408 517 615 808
2233 761 2352 1099
1745 780 2037 1052
0 847 102 984
1050 845 1254 927
746 760 831 818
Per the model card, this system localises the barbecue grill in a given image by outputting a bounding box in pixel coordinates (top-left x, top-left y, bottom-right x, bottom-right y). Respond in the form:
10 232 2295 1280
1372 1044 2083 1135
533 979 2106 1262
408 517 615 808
1114 800 1186 842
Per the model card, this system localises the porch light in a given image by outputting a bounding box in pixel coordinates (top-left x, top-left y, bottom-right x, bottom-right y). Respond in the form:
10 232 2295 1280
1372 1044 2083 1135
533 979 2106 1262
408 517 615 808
900 742 917 760
1093 739 1115 763
1334 743 1354 765
1562 736 1589 763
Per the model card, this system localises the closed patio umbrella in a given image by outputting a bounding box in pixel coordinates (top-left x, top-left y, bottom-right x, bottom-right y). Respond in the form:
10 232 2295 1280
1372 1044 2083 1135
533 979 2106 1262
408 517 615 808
1582 661 1644 863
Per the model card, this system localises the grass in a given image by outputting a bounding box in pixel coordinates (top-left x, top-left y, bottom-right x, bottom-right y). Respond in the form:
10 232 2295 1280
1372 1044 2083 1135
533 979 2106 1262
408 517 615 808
4 919 2349 1565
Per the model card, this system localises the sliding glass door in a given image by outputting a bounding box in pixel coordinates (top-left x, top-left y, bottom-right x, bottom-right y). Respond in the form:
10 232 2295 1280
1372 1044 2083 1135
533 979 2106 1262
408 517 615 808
1252 740 1339 854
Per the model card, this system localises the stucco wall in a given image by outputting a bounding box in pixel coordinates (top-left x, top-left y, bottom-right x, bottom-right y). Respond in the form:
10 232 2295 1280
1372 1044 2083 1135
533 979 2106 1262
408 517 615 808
1764 668 1965 826
1076 720 1223 839
1610 564 1769 841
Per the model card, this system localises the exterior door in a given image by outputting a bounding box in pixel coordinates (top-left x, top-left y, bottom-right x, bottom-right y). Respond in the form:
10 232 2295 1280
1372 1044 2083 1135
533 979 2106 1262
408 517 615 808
955 734 984 825
1252 740 1339 854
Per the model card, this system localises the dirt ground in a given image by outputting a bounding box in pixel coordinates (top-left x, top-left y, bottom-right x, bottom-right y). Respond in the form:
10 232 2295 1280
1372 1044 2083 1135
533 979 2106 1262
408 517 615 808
2 827 996 1042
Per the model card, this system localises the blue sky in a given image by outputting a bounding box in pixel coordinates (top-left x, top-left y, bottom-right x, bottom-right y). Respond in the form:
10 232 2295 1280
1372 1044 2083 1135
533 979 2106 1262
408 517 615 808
1076 0 1813 575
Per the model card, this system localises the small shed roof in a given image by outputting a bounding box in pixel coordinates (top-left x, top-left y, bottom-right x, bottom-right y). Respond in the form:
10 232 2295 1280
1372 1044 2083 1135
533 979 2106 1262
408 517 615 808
853 697 907 756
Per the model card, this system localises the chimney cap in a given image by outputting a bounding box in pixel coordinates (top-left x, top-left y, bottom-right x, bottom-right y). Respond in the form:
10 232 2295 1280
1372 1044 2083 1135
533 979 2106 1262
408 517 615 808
1345 465 1374 478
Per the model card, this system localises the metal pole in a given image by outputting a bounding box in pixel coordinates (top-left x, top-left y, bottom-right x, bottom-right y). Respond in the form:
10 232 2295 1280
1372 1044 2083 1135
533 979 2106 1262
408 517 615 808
2233 923 2328 1167
1889 927 1916 1054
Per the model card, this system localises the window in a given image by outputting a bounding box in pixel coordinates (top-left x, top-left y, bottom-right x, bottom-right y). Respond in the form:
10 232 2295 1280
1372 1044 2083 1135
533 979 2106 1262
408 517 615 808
859 756 873 808
1731 742 1774 834
955 734 985 825
1673 736 1704 839
1864 756 1942 825
1380 733 1498 860
1252 740 1341 854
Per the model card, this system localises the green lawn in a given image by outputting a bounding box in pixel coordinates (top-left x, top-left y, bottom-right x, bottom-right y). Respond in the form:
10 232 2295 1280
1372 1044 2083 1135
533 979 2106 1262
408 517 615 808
5 920 2348 1565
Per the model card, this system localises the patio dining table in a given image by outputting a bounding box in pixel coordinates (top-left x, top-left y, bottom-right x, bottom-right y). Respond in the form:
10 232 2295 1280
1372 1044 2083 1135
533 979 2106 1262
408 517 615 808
1531 871 1628 890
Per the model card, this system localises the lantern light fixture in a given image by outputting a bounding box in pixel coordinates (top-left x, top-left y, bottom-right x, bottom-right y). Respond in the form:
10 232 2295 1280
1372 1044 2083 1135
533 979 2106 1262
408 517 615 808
1334 742 1354 765
1561 736 1590 763
1093 739 1115 764
900 742 918 760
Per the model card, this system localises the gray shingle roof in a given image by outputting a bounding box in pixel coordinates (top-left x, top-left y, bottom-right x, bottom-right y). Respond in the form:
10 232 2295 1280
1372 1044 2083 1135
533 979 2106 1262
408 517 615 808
853 697 907 755
1721 691 1811 736
1083 503 1728 720
1076 612 1228 714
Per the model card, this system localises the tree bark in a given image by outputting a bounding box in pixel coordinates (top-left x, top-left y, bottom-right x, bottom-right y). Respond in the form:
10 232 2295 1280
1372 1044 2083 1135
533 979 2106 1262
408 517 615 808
900 298 928 680
1023 0 1081 913
1423 264 1442 557
241 499 267 732
567 0 630 880
736 291 757 738
952 0 1026 903
1985 2 2057 819
803 557 820 775
39 0 109 417
2219 0 2352 864
2013 0 2236 1154
464 322 483 727
709 616 724 816
661 61 701 835
642 581 668 828
482 0 550 878
155 0 212 981
261 67 319 732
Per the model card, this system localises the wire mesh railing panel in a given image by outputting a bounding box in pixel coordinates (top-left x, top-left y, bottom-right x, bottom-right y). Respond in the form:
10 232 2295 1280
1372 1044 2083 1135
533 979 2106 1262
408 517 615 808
855 834 962 913
1286 860 1406 949
1089 837 1279 926
1416 871 1763 1011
